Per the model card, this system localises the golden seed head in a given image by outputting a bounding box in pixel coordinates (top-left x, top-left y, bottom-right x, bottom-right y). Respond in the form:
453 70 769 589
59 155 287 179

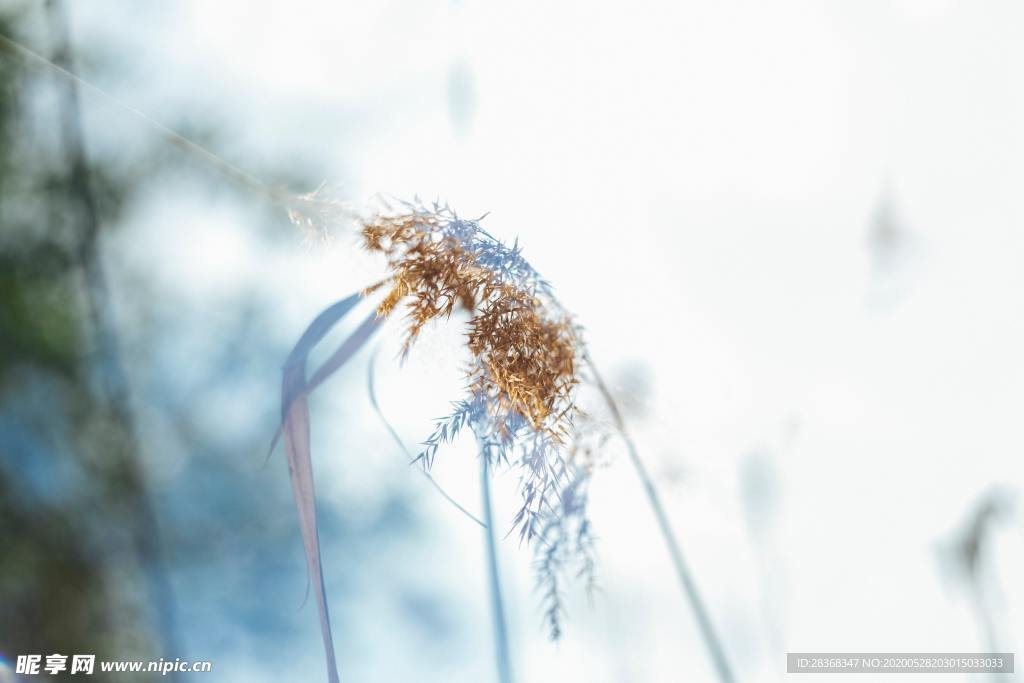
361 202 582 436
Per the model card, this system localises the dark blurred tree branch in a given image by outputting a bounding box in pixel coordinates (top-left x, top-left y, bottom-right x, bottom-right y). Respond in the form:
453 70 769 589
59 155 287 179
44 0 181 673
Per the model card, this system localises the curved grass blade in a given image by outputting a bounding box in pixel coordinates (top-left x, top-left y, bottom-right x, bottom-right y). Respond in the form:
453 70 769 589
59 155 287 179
282 363 340 683
276 293 381 683
268 294 364 459
306 311 381 395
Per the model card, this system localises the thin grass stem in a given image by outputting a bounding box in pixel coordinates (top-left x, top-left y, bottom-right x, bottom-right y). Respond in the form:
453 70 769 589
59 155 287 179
366 342 486 528
0 30 351 222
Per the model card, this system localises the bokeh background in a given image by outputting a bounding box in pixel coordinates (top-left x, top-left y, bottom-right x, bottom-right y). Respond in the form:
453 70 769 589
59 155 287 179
2 0 1023 681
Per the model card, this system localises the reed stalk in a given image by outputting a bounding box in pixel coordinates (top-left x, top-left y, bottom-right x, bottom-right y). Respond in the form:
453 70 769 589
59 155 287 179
479 450 514 683
585 355 736 683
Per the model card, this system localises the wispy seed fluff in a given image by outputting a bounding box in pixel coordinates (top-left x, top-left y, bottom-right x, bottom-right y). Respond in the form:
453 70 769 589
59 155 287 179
361 199 600 638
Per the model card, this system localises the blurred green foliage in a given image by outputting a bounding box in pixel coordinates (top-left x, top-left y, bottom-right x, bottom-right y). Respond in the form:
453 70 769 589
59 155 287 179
0 9 163 677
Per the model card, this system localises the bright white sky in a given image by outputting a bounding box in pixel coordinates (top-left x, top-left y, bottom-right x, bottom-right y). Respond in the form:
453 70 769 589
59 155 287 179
44 0 1024 681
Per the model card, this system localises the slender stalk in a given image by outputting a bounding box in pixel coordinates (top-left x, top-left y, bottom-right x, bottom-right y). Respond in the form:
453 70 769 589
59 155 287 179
366 343 487 528
585 355 736 683
0 29 351 224
480 452 514 683
0 28 267 198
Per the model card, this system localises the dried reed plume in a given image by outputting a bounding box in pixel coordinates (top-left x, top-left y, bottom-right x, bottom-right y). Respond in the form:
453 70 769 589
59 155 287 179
360 200 599 636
